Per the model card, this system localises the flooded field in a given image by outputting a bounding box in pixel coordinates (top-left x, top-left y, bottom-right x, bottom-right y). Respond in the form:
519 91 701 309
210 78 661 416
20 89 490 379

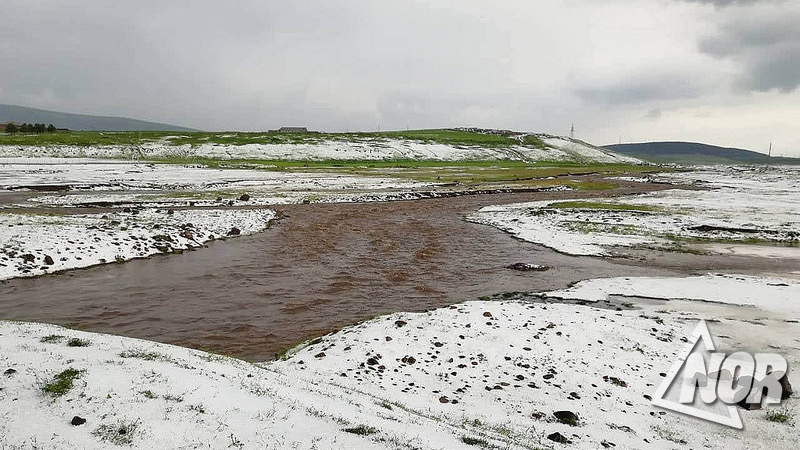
2 184 796 361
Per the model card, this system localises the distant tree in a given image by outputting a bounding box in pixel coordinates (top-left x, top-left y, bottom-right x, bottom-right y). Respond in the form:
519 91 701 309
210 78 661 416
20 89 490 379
19 123 29 133
34 123 46 134
47 124 56 133
5 123 18 134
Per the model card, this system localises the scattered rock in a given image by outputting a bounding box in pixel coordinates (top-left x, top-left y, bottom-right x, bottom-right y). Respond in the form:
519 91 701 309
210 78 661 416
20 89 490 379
70 416 87 426
439 396 450 403
43 255 54 266
553 410 580 426
167 209 175 215
506 263 550 272
394 320 407 328
239 194 251 201
314 352 326 358
366 357 379 366
547 432 571 444
227 227 241 236
21 254 35 263
482 312 492 318
779 373 793 400
4 368 16 376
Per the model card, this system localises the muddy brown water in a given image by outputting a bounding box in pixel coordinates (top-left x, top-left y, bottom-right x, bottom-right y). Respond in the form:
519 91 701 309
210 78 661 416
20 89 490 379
1 182 796 361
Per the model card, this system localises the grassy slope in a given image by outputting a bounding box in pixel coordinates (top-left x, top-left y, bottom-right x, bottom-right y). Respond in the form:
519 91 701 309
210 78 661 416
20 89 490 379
0 129 545 148
0 129 657 189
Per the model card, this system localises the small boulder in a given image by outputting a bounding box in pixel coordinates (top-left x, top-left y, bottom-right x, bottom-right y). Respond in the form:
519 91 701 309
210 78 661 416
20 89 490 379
553 410 580 426
43 255 54 266
394 320 407 328
227 227 241 236
547 432 571 444
4 368 16 376
21 254 35 263
239 194 251 201
70 416 87 426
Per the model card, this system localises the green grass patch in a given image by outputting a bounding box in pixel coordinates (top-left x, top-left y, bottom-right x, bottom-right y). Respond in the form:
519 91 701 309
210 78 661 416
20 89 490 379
549 201 659 212
92 419 141 445
0 129 546 149
140 390 157 399
40 334 65 343
765 407 792 424
343 425 378 436
67 337 91 347
119 349 175 362
42 368 83 397
461 436 490 447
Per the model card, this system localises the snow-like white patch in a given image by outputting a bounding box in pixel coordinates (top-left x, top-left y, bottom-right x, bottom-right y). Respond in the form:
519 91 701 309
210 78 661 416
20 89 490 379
3 275 796 449
469 166 800 256
0 208 274 280
0 135 642 163
540 136 642 164
468 200 663 256
0 159 428 192
547 273 800 317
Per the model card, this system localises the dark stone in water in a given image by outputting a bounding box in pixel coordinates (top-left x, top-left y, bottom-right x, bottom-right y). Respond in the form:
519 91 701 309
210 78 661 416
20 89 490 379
507 263 550 272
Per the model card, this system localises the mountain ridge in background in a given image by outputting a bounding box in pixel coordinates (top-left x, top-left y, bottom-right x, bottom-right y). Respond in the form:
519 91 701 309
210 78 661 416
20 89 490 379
605 141 800 165
0 104 199 132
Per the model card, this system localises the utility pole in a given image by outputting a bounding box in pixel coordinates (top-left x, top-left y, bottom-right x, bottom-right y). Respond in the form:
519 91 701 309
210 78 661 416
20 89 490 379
769 142 773 157
570 124 575 140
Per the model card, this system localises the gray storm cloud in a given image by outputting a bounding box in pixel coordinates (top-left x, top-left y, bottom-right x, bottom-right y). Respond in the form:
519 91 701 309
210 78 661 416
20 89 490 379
698 7 800 92
1 0 798 153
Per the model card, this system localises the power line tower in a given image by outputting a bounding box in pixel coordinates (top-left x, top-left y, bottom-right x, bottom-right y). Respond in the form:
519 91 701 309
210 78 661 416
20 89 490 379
570 123 575 140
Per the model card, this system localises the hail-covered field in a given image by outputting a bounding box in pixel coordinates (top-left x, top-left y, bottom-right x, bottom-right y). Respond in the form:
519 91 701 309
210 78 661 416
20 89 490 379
2 275 797 450
469 166 800 256
0 208 275 280
0 134 639 164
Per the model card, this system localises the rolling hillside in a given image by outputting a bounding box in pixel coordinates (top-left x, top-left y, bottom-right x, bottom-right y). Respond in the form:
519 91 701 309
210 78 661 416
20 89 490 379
0 105 198 132
605 141 800 165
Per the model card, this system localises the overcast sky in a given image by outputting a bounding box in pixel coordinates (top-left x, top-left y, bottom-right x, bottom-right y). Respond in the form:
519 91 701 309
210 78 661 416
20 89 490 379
2 0 798 154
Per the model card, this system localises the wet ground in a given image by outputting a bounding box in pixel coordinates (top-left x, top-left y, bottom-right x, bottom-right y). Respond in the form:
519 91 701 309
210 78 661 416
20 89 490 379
2 181 797 361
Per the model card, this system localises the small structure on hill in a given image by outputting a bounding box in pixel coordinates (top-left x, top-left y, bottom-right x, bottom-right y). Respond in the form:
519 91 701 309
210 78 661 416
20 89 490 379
276 126 309 133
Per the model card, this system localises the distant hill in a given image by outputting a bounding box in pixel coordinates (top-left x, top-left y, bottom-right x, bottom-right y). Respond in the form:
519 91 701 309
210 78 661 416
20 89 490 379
605 141 800 165
0 104 198 132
